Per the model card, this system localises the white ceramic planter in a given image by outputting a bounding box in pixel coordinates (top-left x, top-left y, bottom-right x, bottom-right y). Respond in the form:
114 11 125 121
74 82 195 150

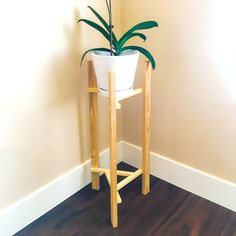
91 50 140 97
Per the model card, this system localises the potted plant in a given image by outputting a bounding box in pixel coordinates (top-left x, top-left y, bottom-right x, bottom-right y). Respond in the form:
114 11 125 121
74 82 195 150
78 0 158 97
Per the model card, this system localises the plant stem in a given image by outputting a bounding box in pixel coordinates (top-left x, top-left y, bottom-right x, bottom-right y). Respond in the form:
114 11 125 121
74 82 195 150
105 0 109 13
108 0 113 56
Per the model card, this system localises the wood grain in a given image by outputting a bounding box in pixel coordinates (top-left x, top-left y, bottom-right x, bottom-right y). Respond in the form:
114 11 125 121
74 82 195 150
117 169 142 191
91 167 134 177
108 71 118 228
88 61 100 190
104 171 122 204
142 61 151 195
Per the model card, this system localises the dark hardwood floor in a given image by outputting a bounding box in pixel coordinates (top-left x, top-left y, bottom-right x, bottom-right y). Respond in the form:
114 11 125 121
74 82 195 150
16 162 236 236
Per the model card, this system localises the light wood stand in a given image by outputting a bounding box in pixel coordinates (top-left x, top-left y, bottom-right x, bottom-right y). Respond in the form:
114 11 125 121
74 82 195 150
88 60 151 228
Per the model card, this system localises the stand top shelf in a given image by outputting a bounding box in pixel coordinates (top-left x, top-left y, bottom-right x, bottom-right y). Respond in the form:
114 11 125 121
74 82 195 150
117 88 142 102
88 88 142 109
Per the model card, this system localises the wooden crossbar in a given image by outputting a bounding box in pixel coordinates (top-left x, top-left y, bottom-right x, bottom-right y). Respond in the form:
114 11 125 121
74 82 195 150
91 167 133 177
88 87 99 93
117 169 142 191
88 88 142 99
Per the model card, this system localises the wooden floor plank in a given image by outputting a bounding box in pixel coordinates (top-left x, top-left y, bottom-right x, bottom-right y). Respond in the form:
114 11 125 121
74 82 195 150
15 162 236 236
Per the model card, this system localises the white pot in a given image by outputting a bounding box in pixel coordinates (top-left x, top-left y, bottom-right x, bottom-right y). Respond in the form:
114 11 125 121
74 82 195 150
91 50 140 97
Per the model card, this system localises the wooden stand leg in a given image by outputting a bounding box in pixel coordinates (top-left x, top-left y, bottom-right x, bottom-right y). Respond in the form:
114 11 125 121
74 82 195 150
142 61 151 195
108 72 118 228
88 61 100 190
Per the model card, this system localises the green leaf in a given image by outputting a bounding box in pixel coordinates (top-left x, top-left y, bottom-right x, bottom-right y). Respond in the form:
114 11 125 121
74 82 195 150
119 21 158 45
120 46 156 70
80 48 111 65
117 32 147 49
77 19 111 43
87 6 118 44
87 6 109 31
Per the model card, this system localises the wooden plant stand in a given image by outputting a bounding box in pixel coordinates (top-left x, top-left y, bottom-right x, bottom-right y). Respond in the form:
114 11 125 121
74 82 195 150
87 60 151 228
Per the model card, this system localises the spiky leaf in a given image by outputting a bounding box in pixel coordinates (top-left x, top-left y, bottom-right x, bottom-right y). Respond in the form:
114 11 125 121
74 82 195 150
118 32 147 49
119 21 158 45
87 6 118 44
120 46 156 70
77 19 111 43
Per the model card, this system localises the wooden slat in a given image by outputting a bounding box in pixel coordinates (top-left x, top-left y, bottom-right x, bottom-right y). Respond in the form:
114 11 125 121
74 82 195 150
91 167 133 177
88 61 100 190
142 61 151 195
105 171 122 204
116 170 133 177
117 169 142 191
109 71 118 228
88 88 99 93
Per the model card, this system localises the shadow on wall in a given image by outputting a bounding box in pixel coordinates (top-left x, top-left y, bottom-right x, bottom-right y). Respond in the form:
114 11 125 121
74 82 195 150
46 8 90 164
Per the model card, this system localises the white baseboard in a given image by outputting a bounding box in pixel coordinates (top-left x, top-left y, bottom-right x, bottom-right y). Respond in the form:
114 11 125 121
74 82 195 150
122 141 236 212
0 143 123 236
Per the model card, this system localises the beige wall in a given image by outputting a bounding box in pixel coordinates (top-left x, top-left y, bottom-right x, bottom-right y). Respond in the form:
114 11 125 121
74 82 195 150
0 0 122 209
121 0 236 183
